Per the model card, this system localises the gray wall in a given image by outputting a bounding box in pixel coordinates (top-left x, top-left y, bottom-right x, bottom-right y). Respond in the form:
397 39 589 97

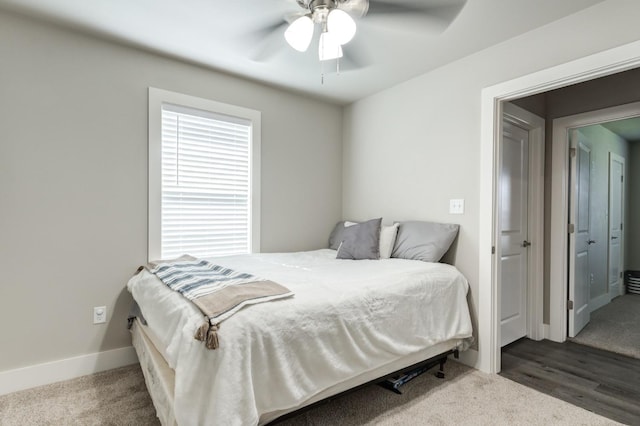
576 125 629 301
513 67 640 119
343 0 640 343
0 11 343 372
629 143 640 270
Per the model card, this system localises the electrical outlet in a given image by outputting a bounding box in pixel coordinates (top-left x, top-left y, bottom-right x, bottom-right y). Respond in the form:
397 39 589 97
93 306 107 324
449 199 465 214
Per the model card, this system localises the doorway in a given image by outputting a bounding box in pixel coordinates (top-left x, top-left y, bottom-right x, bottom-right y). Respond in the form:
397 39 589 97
560 116 639 358
566 120 629 339
549 103 638 343
499 104 634 348
498 103 640 363
498 103 544 348
479 40 640 374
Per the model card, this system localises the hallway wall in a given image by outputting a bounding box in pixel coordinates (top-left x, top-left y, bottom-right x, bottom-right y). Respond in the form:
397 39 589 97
628 143 640 271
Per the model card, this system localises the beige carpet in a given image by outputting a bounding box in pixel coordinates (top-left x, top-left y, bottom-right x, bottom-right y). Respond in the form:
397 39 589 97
571 293 640 359
0 361 619 425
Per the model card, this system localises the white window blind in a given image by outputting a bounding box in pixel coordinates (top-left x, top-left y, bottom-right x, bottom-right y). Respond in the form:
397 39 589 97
160 103 252 259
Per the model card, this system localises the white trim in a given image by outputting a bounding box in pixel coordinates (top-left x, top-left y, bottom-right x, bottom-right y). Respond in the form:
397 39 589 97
147 87 262 262
549 101 640 342
540 323 550 340
148 88 163 262
609 152 626 299
0 346 138 396
480 39 640 374
456 348 478 368
502 102 545 343
567 138 592 338
479 94 500 373
548 125 570 342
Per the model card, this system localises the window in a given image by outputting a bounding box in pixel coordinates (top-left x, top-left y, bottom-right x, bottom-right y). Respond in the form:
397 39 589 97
148 88 260 261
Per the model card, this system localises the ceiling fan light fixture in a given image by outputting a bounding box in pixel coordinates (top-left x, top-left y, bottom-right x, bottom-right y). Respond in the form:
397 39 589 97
318 30 343 61
327 9 356 45
284 15 314 52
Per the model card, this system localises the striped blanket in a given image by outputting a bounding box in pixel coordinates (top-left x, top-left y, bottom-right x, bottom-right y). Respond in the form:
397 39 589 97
144 255 293 349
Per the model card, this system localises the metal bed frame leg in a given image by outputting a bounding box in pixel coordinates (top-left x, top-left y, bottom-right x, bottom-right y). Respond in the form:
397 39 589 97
435 358 446 379
435 349 458 379
376 348 459 395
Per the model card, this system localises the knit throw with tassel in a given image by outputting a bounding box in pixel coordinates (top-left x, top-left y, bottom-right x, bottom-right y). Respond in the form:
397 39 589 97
141 255 293 349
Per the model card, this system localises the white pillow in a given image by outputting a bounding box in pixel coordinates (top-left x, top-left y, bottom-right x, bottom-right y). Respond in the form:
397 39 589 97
379 223 399 259
345 221 398 259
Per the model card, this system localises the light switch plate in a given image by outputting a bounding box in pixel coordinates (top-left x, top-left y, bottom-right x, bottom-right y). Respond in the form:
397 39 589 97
94 306 107 324
450 199 465 214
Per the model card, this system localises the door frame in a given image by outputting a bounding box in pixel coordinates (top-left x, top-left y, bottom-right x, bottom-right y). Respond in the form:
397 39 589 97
609 152 626 300
479 39 640 374
549 102 640 342
567 136 591 338
499 103 545 347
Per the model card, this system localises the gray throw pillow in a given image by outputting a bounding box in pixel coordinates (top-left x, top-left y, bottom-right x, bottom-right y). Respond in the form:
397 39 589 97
328 221 347 250
336 218 382 260
391 221 459 262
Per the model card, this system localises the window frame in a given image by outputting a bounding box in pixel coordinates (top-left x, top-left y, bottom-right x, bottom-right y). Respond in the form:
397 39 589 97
148 87 261 261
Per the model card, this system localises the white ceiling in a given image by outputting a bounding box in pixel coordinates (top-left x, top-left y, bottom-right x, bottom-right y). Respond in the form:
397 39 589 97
0 0 605 104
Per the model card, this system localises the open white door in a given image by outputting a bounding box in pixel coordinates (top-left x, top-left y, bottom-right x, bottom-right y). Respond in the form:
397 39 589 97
608 153 625 298
568 131 591 337
500 120 529 347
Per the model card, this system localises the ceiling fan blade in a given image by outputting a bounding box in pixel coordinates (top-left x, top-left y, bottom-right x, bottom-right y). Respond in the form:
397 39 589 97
338 0 369 18
242 11 310 62
247 20 288 44
241 19 290 62
366 0 466 29
284 11 309 24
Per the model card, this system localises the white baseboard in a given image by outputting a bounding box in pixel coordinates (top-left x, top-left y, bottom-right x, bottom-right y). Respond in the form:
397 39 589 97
541 323 550 340
455 348 478 369
0 346 138 396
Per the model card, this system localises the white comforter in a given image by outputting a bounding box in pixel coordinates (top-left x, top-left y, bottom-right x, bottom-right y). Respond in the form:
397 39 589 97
128 249 473 425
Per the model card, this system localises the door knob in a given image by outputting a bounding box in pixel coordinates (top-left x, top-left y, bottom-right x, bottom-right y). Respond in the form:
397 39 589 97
522 240 531 247
588 240 596 245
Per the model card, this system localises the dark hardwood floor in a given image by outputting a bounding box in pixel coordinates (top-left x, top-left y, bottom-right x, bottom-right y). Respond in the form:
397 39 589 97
500 338 640 425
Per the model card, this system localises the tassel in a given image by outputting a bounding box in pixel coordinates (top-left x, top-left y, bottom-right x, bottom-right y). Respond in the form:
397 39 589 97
194 320 209 342
205 323 220 350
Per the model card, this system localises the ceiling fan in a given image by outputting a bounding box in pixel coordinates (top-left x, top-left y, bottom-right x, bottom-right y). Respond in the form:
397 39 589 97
262 0 468 65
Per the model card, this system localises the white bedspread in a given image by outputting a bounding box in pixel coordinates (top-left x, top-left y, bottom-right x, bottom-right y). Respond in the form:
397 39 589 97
127 249 473 426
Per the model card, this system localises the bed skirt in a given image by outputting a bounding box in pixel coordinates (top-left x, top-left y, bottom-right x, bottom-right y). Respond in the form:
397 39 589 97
131 318 467 425
131 319 177 426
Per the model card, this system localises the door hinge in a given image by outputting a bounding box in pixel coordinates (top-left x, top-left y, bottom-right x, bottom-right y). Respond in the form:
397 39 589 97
620 271 624 279
567 300 574 310
491 246 495 255
568 223 575 234
570 148 577 158
621 175 624 183
621 223 623 231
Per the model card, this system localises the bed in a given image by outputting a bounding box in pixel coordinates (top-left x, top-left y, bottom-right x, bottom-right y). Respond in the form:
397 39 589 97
127 245 473 425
